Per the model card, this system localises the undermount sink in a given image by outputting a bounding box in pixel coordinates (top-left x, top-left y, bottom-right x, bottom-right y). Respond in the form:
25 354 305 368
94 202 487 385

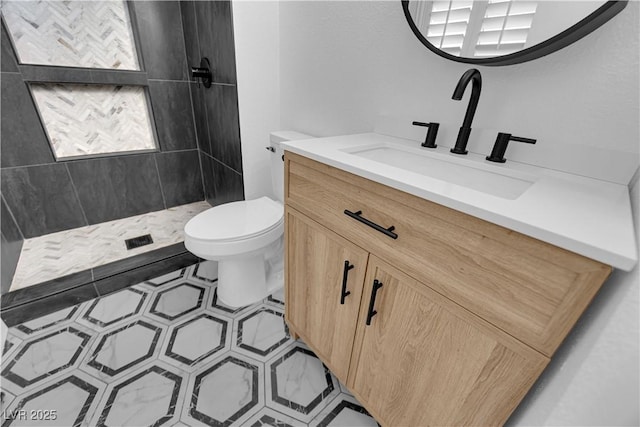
343 143 537 200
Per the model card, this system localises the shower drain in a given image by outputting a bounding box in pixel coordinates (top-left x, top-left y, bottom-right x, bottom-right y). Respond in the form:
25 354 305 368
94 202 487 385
125 234 154 250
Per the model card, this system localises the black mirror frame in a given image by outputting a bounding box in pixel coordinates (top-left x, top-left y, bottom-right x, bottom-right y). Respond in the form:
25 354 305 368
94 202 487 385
401 0 628 66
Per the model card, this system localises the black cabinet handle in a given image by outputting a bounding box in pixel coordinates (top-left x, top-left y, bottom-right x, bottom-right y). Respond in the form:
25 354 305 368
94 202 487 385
344 210 398 240
366 279 384 325
340 261 354 305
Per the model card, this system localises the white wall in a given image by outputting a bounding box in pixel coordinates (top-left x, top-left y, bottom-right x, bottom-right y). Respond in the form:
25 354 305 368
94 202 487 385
278 1 639 425
233 0 280 200
509 171 640 425
279 1 639 183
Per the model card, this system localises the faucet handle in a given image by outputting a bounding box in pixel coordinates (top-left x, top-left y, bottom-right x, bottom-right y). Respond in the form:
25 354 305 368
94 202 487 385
486 132 536 163
412 121 440 148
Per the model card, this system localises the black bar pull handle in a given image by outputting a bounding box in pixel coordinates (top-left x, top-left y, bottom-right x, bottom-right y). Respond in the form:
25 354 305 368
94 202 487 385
340 260 354 304
365 279 384 325
344 210 398 240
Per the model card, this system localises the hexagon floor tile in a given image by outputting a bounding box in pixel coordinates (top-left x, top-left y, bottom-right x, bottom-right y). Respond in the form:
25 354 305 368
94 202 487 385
144 267 187 287
80 288 148 329
1 326 92 389
183 353 264 427
266 343 340 423
93 363 184 427
190 261 218 283
311 394 378 426
0 261 374 426
85 320 164 378
233 305 292 361
2 371 105 427
163 313 230 368
148 283 207 321
14 306 79 336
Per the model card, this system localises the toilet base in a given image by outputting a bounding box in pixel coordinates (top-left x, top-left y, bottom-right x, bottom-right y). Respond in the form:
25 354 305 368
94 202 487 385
216 249 284 308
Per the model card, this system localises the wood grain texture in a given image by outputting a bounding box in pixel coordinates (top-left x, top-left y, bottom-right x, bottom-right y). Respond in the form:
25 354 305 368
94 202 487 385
348 256 549 427
285 207 369 384
285 152 611 356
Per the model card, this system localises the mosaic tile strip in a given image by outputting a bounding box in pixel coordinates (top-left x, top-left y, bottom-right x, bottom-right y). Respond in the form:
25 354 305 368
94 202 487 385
2 0 139 69
30 84 155 159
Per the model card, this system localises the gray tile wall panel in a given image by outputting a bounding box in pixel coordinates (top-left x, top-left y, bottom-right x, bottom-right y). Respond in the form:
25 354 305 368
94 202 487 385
66 155 165 225
1 164 87 237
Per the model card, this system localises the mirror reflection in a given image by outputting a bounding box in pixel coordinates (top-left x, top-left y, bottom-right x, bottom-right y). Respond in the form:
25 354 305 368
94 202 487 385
406 0 605 59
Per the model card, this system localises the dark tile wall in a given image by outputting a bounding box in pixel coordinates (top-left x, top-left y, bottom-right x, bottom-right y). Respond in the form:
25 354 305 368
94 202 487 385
1 1 246 292
0 2 206 242
66 155 165 224
180 0 244 206
1 196 23 294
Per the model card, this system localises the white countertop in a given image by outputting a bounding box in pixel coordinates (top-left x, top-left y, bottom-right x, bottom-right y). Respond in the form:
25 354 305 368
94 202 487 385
282 133 638 271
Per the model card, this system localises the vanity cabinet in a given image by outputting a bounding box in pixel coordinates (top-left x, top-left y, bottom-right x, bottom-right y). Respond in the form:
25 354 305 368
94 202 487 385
284 151 611 425
286 209 369 381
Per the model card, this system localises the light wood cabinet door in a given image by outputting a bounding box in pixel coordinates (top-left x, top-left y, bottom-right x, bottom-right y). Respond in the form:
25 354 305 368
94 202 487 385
285 207 369 383
349 256 549 426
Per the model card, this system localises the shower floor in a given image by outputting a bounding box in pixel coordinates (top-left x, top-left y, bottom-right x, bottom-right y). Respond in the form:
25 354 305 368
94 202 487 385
9 202 211 292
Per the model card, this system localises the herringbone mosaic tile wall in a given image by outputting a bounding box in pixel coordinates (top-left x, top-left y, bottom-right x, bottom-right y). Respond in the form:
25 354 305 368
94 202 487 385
1 0 139 70
31 84 156 159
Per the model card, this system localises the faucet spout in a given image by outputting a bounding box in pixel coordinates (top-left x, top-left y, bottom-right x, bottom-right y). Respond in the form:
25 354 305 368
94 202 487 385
451 68 482 154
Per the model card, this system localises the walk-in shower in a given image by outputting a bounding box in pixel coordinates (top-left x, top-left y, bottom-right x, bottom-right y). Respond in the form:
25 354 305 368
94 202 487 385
0 0 245 322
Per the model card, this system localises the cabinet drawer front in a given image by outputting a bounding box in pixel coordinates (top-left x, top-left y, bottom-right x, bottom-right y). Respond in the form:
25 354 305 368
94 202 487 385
285 207 369 383
349 256 549 426
285 152 610 356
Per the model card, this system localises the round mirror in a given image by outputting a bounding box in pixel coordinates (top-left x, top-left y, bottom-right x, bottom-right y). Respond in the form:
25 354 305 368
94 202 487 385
402 0 627 66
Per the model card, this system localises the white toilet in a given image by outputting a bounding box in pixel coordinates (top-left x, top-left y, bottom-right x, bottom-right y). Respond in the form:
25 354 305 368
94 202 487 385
184 131 312 308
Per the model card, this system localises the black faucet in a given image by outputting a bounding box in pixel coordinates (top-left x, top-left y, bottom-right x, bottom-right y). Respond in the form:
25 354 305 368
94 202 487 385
451 69 482 155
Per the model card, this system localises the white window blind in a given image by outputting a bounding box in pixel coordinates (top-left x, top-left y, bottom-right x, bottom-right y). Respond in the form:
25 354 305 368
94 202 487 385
474 0 538 57
426 0 474 56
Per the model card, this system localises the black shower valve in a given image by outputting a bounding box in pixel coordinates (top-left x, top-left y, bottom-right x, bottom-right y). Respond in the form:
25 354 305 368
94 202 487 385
191 57 212 88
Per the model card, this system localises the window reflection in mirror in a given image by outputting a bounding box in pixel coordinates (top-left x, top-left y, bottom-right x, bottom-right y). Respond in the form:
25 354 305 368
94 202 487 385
407 0 611 59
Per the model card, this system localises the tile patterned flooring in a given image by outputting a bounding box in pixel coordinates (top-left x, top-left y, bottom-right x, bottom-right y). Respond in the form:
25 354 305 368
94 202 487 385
10 202 210 292
0 262 377 427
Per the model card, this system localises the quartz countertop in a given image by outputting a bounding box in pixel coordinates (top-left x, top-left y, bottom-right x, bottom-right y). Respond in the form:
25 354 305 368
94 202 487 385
282 132 637 271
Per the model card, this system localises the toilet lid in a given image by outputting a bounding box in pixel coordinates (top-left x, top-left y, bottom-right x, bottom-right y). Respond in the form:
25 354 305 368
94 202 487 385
185 196 283 241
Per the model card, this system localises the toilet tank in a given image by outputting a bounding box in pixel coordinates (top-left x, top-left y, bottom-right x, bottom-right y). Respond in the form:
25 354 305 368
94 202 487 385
269 131 313 203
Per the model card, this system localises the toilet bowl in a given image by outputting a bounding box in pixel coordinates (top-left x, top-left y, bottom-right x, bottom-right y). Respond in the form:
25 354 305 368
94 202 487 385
184 131 312 308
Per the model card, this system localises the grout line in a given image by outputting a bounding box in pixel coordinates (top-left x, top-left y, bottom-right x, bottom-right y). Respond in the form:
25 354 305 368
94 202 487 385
190 0 202 71
64 163 90 226
197 148 208 203
177 0 193 83
179 1 207 201
209 153 242 176
187 1 215 159
153 153 169 210
161 148 199 154
1 193 26 241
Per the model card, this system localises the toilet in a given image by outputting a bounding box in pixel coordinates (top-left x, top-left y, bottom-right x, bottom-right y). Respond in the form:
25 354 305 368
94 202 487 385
184 131 312 308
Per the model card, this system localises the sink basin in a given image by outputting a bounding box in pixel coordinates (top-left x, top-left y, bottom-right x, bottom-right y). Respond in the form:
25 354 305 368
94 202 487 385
343 143 536 200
